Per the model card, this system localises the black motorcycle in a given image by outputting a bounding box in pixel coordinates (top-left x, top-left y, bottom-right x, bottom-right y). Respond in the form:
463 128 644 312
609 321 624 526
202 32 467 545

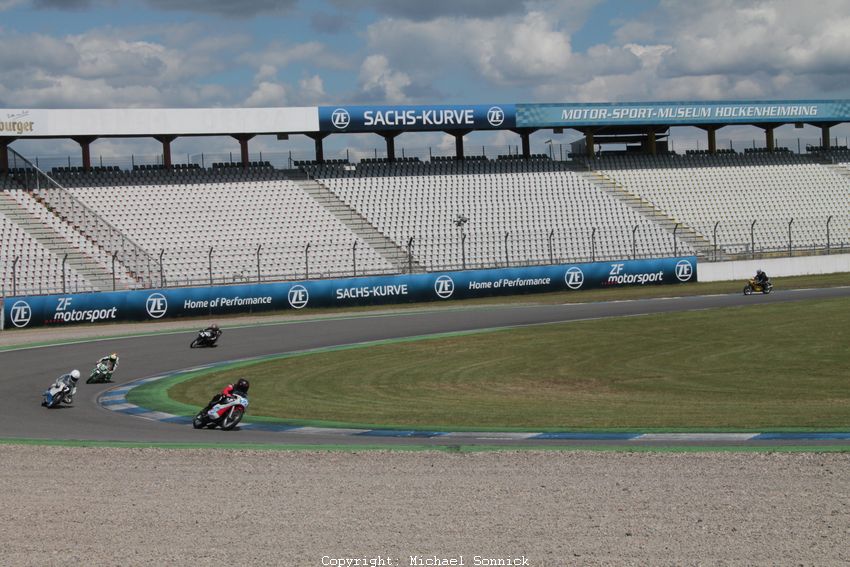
190 329 220 348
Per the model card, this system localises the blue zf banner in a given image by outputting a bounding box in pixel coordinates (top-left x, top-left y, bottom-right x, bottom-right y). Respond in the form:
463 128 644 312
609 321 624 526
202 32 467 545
319 104 517 133
2 257 696 329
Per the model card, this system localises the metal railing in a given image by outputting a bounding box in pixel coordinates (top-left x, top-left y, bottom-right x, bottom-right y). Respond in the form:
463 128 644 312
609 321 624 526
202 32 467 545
7 148 156 288
2 215 847 298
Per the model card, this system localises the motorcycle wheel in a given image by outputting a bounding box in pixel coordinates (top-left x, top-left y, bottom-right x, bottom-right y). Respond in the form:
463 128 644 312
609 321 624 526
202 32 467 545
764 286 772 294
743 285 753 295
220 407 244 431
48 393 63 408
190 338 202 348
192 413 206 429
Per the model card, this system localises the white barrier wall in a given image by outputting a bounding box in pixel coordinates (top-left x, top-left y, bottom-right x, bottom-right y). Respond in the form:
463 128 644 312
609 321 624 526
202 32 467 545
699 253 850 282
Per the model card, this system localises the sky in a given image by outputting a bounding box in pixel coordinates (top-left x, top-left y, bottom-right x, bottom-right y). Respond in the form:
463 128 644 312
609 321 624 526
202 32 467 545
4 0 850 162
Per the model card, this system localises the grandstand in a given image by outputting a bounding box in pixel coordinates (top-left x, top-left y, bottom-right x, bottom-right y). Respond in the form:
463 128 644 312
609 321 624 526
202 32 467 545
2 101 850 297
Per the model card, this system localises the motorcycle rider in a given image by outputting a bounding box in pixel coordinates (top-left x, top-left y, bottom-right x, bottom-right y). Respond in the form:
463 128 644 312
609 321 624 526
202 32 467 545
206 378 250 421
201 323 222 343
95 353 120 381
754 269 770 289
42 369 80 406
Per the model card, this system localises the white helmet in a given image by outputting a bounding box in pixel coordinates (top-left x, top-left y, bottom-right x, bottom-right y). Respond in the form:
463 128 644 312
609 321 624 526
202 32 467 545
70 369 81 382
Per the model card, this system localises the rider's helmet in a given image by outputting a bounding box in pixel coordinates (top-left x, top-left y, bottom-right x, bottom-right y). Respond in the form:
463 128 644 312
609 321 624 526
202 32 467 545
69 369 81 383
109 353 118 361
757 269 764 276
234 378 250 394
210 323 220 332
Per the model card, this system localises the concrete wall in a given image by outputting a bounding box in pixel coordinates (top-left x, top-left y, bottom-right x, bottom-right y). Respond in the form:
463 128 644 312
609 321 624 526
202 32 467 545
699 253 850 282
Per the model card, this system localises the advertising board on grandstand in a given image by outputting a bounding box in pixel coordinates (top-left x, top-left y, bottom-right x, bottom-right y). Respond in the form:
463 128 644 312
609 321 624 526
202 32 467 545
2 256 696 329
318 104 517 133
516 100 850 127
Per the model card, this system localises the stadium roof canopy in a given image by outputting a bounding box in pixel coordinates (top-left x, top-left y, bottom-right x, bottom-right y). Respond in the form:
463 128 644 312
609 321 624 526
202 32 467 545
2 99 849 171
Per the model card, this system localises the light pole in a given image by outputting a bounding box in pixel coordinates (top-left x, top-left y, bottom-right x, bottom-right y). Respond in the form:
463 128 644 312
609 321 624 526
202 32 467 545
454 214 468 270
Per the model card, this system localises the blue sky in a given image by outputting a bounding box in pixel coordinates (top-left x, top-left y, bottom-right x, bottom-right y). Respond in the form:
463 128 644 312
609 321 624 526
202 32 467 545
3 0 850 160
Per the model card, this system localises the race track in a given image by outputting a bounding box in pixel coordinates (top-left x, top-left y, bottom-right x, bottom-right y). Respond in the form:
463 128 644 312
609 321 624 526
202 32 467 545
3 287 849 447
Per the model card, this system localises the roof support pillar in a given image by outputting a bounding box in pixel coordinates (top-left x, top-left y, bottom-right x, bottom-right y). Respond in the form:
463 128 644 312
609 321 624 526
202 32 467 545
73 136 96 172
306 133 330 163
698 125 722 154
382 132 400 162
0 137 14 175
446 130 471 160
155 135 177 169
765 126 775 152
584 129 596 159
822 125 832 149
511 128 537 159
646 129 657 155
232 134 255 169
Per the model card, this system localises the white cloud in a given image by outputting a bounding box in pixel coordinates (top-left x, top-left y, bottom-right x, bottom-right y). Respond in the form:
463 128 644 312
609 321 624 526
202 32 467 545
244 81 287 107
358 54 412 103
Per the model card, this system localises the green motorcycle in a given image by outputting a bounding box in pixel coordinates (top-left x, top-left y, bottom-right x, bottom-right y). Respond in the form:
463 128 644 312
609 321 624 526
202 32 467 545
86 362 113 384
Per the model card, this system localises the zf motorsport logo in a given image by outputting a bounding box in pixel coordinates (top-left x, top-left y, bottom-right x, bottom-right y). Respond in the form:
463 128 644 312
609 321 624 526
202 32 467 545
565 267 584 290
10 300 32 328
331 108 350 130
487 106 505 127
434 275 455 299
675 260 694 282
146 293 168 319
288 285 309 309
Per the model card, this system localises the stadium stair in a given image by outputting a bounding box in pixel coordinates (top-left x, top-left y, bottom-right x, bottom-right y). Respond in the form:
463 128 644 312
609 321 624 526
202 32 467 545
574 168 714 258
292 178 422 273
0 190 134 291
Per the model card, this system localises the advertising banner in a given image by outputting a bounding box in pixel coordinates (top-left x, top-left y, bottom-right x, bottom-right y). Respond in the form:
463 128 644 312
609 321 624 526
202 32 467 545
516 100 850 127
2 256 697 329
318 104 517 133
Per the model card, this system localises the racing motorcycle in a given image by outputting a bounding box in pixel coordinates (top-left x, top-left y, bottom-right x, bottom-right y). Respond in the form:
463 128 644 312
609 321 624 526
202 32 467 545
192 393 249 431
190 329 220 348
42 382 73 408
87 361 112 384
743 278 773 295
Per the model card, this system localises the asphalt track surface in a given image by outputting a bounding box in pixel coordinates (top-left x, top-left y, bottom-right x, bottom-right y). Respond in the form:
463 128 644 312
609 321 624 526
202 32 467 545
3 286 849 448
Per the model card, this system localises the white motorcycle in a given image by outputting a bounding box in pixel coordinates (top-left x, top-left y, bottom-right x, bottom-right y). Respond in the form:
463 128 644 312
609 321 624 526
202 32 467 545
192 393 249 430
42 382 74 408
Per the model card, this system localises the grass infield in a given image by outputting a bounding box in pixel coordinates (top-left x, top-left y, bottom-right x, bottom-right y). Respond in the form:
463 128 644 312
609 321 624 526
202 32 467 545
165 296 850 431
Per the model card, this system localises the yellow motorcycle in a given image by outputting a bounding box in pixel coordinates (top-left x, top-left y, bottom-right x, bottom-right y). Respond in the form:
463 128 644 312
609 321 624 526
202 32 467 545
743 278 773 295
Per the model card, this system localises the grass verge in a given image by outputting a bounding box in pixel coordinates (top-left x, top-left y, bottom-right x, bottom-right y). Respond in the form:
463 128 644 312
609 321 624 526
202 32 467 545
161 296 850 431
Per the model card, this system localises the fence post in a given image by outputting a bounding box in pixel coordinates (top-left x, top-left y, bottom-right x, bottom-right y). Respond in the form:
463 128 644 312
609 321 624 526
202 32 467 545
632 225 638 259
826 215 832 254
159 249 165 288
591 227 596 262
548 229 555 264
12 256 19 296
407 237 414 274
461 232 467 270
62 253 68 294
208 246 214 285
504 232 510 267
788 218 794 257
673 223 680 257
256 244 262 283
751 220 756 259
304 242 310 279
352 241 357 277
112 250 118 291
713 221 720 261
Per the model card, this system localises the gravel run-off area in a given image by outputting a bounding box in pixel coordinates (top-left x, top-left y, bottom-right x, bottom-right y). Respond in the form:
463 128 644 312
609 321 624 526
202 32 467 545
1 446 847 566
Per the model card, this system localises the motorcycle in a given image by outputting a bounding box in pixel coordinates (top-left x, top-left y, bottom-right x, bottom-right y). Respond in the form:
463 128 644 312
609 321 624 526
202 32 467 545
743 278 773 295
190 329 220 348
42 382 73 408
87 362 112 384
192 393 249 431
